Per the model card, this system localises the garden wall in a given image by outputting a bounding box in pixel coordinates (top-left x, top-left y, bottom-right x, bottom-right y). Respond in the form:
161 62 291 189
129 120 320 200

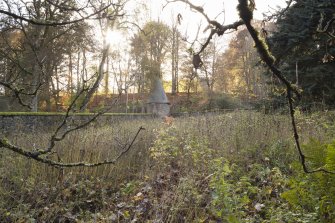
0 113 153 134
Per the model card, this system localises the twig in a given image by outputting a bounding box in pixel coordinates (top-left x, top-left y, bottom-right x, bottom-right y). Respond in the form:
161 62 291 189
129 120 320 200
262 0 293 22
287 89 335 174
317 14 335 39
0 127 145 168
197 20 244 55
237 0 334 174
0 2 121 26
173 0 243 70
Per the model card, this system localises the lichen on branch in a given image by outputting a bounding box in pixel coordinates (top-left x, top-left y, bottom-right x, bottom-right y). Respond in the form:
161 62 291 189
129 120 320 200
236 0 334 174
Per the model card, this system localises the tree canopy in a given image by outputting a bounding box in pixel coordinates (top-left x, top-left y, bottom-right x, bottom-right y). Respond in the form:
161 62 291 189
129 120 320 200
270 0 335 105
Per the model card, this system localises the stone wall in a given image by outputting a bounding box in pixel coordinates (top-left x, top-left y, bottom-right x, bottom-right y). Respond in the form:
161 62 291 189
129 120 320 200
0 97 9 112
0 113 152 134
0 96 27 112
146 103 170 117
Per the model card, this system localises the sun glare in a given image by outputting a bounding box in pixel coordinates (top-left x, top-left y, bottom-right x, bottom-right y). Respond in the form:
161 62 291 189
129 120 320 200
105 29 124 46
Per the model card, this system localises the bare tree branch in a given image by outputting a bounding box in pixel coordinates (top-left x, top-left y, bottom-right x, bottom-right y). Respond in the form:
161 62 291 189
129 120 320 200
317 14 335 39
37 83 122 157
0 126 145 168
170 1 243 70
0 80 42 109
0 2 123 26
0 0 142 169
45 0 91 12
237 0 334 174
170 0 334 174
197 20 244 55
262 0 293 22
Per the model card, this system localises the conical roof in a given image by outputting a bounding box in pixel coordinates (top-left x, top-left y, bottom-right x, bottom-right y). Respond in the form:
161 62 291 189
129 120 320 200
147 78 169 104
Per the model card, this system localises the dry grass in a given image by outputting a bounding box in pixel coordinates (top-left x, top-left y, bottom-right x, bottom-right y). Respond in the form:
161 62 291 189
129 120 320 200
0 110 334 222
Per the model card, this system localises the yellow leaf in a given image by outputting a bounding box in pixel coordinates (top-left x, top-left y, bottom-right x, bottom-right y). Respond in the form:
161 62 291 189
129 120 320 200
133 192 144 201
123 210 130 219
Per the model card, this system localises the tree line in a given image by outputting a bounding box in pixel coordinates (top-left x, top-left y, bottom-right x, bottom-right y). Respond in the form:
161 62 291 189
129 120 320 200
0 0 334 113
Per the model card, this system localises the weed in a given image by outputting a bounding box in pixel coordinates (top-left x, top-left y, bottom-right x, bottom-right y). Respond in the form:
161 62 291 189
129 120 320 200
1 111 335 222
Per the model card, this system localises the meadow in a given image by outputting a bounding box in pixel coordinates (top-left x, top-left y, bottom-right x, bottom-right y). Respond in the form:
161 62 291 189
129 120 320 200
1 110 335 222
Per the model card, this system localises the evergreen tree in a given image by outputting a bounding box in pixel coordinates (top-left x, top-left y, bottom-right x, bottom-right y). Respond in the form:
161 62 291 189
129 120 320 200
269 0 335 106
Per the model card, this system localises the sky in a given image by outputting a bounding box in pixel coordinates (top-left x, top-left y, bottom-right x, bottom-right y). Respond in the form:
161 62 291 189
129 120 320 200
146 0 287 35
147 0 287 21
110 0 288 49
109 0 287 44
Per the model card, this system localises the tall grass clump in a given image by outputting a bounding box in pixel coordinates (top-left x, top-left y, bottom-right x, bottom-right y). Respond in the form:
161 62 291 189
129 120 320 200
1 110 335 222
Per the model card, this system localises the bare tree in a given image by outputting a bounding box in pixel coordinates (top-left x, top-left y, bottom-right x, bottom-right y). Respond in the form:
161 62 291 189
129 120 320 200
170 14 182 94
0 0 125 110
0 0 145 167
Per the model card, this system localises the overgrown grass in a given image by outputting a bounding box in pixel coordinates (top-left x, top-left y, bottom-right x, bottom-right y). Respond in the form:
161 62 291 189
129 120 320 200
0 112 151 116
1 110 335 222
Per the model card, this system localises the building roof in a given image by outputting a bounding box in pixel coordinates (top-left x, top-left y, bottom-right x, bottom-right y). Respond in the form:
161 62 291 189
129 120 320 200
147 78 169 104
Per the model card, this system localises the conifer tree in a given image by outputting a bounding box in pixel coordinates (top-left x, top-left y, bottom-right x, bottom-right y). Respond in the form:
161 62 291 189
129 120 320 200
269 0 335 106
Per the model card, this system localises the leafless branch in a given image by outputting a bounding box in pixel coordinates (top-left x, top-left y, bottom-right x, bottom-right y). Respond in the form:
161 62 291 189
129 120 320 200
45 0 91 12
262 0 293 22
198 20 244 56
237 0 334 174
317 14 335 39
0 80 42 109
0 2 122 26
174 0 243 70
0 126 145 168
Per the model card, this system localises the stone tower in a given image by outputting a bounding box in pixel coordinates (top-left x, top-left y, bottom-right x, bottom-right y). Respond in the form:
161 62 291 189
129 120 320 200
146 78 170 117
